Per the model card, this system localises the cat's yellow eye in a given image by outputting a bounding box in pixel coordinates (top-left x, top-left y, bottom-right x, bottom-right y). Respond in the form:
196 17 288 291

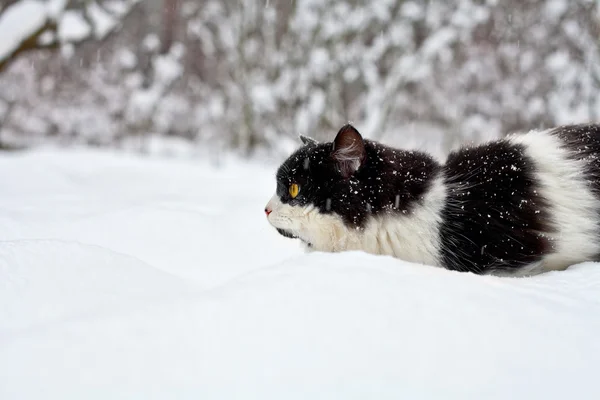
289 183 300 198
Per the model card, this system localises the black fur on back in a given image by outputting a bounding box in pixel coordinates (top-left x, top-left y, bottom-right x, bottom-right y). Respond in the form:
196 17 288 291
275 125 440 228
438 141 553 274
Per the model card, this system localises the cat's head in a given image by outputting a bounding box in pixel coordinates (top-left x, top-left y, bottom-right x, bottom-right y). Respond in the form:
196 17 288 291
264 124 368 248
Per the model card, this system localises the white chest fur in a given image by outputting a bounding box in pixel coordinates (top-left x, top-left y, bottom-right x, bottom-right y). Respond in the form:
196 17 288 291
304 175 447 267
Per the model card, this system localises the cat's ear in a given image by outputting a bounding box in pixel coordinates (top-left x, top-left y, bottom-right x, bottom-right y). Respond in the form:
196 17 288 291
299 134 318 146
331 124 366 178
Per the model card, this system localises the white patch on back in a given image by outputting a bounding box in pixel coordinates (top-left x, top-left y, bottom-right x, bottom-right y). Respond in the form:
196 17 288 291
358 175 446 265
507 129 600 275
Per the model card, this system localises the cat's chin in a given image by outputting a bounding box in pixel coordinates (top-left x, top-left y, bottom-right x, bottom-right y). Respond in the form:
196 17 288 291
276 228 312 247
276 228 298 239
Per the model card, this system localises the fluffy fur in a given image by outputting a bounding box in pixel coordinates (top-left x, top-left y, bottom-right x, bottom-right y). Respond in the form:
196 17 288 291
265 123 600 276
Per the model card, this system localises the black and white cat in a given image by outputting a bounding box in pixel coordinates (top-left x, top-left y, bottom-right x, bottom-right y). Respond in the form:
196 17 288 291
265 123 600 276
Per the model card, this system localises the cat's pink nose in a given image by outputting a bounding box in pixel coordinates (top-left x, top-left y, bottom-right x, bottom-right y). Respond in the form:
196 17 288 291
265 208 272 216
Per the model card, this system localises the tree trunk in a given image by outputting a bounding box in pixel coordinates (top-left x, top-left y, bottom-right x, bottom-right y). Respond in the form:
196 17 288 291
161 0 179 54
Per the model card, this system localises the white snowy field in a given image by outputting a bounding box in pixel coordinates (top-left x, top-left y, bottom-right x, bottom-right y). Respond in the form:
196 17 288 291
1 148 600 399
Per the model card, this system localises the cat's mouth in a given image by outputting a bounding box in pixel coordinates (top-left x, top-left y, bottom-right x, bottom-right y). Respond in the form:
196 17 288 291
276 228 313 248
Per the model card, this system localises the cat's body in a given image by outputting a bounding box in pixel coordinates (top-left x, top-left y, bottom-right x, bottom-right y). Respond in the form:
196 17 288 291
265 124 600 276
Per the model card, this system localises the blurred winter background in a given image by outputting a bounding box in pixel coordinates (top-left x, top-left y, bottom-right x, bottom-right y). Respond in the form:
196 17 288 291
3 2 600 397
0 0 598 160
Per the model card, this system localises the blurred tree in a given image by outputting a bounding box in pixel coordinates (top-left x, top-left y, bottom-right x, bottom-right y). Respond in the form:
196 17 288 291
0 0 599 156
0 0 142 73
181 0 600 154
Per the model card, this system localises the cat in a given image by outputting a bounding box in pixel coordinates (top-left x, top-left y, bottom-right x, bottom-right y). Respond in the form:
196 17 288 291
264 123 600 276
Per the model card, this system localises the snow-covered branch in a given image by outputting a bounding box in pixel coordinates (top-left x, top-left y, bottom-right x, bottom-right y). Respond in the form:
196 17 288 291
0 0 141 72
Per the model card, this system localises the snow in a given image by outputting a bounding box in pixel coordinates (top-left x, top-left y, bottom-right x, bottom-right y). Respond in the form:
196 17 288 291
57 11 91 42
142 33 161 51
87 1 118 39
422 27 457 58
546 51 570 71
46 0 68 19
153 53 183 83
1 149 600 399
545 0 569 20
117 48 138 69
37 29 55 46
251 84 276 113
400 1 423 19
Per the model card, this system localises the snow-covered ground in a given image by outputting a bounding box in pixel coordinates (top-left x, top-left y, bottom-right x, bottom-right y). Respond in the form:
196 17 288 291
1 149 600 399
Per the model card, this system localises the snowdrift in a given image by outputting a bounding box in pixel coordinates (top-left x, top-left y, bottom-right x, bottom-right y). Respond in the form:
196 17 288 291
1 150 599 399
